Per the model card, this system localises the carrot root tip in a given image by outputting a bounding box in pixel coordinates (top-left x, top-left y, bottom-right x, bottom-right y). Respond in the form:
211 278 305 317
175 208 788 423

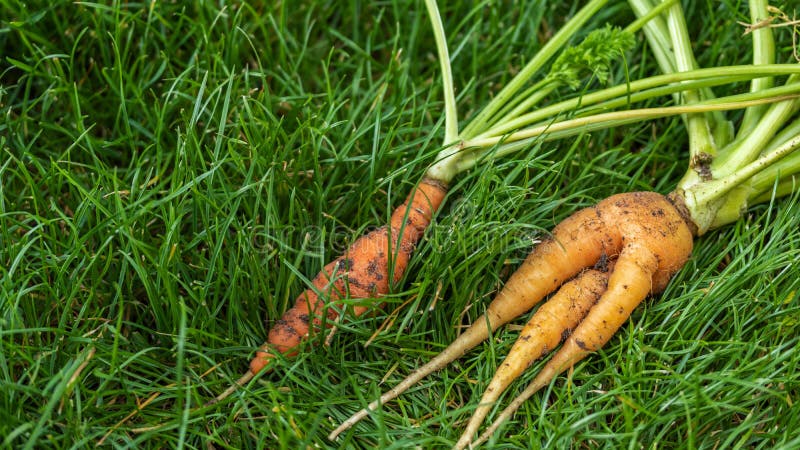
206 370 255 406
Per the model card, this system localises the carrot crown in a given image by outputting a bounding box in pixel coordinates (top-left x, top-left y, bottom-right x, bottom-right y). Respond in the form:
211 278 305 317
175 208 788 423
631 0 800 234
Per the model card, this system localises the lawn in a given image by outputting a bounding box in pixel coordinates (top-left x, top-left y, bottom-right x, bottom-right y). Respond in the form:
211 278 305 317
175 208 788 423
1 0 799 448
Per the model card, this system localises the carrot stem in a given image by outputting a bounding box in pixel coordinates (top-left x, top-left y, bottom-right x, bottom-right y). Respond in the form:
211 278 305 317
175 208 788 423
424 0 458 145
461 91 800 154
738 0 776 137
468 65 800 144
459 0 610 139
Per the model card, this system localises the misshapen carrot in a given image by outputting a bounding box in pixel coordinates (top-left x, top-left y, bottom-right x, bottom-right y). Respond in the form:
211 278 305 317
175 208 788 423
464 191 693 448
211 177 448 404
453 268 610 449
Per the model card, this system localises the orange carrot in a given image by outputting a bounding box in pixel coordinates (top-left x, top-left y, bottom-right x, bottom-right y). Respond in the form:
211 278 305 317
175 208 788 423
210 177 448 404
457 191 693 447
252 177 448 371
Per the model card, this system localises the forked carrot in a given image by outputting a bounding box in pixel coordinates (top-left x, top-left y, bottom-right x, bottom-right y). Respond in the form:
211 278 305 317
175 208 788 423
453 267 611 449
460 0 800 446
456 0 800 442
451 192 693 448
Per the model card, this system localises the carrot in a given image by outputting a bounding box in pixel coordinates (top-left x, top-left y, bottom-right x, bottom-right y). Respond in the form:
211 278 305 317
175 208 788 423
453 267 611 450
210 177 448 404
250 178 448 372
326 0 800 442
450 192 694 447
472 247 666 446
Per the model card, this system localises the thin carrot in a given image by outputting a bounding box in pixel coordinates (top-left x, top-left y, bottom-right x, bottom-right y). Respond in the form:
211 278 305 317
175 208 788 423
452 268 611 449
210 177 448 404
208 0 472 406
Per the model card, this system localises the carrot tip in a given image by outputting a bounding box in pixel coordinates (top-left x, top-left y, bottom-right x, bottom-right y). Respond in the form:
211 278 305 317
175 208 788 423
206 370 255 406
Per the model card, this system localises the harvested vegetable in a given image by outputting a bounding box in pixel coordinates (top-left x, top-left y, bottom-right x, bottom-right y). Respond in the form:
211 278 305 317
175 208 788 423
331 0 800 446
209 0 463 400
211 177 448 403
454 190 694 448
455 267 612 447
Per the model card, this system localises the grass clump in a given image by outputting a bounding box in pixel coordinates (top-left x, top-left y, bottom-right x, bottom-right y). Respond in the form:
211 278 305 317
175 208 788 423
1 0 798 448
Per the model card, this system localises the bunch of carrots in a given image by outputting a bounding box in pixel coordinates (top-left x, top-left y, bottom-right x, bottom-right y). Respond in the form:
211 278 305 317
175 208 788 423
209 0 800 446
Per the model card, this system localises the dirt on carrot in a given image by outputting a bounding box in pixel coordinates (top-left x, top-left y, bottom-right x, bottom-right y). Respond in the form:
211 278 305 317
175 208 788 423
210 177 448 404
250 177 448 373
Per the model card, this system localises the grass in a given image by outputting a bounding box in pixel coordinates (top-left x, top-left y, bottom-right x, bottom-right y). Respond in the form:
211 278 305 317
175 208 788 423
1 0 798 448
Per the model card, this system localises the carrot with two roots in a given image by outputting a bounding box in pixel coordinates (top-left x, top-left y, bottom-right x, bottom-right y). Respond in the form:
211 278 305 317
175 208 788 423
331 0 800 447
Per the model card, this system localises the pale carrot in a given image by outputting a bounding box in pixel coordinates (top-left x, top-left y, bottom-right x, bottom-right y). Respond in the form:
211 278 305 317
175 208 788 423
453 268 610 449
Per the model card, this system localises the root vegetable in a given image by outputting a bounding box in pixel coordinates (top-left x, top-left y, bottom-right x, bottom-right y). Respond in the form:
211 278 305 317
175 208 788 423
456 192 694 448
210 178 448 404
453 268 610 449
